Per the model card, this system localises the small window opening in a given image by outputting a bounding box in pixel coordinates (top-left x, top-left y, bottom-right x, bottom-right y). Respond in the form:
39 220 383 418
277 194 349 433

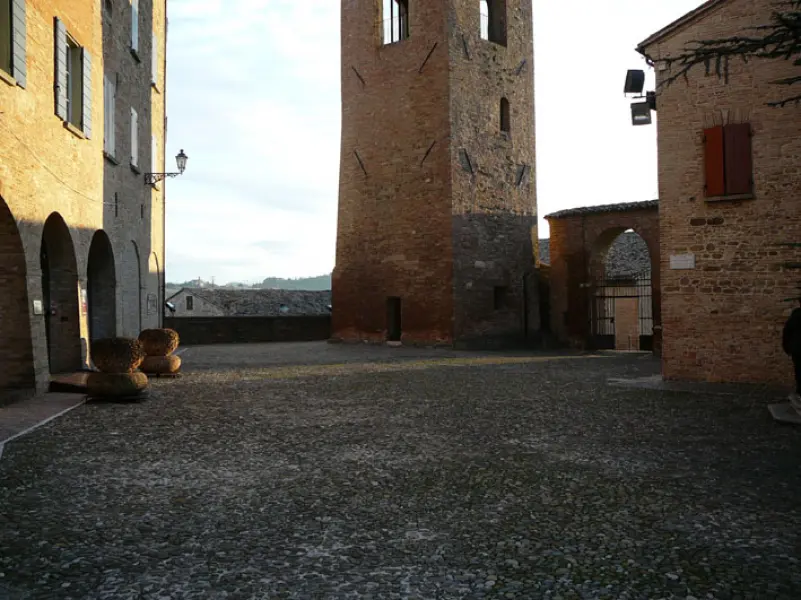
494 286 508 310
500 97 510 134
387 296 402 341
186 296 194 311
382 0 409 45
480 0 507 46
104 0 113 19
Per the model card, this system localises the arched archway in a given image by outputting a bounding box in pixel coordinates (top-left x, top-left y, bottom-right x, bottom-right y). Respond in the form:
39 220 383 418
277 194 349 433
589 228 654 351
122 241 142 336
0 196 34 391
87 231 116 342
40 213 81 373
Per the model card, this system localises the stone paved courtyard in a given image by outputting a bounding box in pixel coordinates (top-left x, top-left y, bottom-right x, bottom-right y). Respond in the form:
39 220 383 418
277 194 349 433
1 343 800 599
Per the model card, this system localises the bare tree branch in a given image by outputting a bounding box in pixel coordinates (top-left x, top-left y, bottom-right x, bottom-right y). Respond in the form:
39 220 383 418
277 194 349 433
656 0 801 107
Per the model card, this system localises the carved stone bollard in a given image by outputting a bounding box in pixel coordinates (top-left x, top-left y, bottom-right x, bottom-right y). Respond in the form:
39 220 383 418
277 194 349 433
88 337 149 400
138 328 182 376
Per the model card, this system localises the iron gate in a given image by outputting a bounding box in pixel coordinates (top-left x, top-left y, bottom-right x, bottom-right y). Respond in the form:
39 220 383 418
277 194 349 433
590 273 653 351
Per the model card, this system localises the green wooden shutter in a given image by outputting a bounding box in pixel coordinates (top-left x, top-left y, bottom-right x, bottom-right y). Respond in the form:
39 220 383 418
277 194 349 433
11 0 26 87
81 48 92 138
54 17 67 120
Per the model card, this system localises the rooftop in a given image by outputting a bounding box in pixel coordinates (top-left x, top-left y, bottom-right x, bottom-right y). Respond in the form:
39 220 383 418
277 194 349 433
168 288 332 317
545 200 658 220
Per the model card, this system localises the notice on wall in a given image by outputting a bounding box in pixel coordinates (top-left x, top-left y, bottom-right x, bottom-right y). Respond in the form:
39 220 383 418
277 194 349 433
32 299 43 315
670 253 696 270
81 288 88 315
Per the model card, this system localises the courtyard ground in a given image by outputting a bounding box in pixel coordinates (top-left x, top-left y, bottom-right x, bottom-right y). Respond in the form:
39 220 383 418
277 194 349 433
0 342 799 599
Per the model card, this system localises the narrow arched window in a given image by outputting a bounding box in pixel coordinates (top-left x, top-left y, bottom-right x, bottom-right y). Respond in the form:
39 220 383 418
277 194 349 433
500 97 510 134
382 0 409 45
480 0 507 46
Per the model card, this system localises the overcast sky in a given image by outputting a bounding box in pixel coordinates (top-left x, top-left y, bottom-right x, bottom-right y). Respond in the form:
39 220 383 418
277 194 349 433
164 0 705 284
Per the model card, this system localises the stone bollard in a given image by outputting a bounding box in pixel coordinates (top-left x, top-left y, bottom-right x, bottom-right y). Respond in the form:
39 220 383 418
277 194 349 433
138 328 182 376
88 337 149 400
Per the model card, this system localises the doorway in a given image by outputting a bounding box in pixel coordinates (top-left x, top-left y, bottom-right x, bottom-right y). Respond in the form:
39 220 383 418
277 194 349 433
387 297 402 342
87 231 117 342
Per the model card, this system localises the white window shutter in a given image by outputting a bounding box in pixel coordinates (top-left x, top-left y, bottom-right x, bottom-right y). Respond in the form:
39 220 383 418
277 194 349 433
104 75 116 155
151 33 157 85
131 0 139 52
103 76 109 152
11 0 27 87
131 107 138 167
110 78 116 153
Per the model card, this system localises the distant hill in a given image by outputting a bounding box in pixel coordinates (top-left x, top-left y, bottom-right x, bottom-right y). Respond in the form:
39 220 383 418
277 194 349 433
261 274 331 290
166 274 332 293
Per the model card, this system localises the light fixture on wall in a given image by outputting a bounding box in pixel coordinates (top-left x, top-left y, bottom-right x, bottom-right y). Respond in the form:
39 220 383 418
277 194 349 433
624 69 657 127
144 149 189 185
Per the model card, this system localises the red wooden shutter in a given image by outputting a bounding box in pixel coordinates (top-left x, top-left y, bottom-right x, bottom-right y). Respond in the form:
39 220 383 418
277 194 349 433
703 126 725 197
724 123 753 195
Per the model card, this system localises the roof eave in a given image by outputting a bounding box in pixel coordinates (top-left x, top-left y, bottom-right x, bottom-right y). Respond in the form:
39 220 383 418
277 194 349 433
636 0 729 55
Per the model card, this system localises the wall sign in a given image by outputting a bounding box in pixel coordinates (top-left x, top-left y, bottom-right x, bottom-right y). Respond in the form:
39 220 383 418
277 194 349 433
670 253 696 270
32 300 43 315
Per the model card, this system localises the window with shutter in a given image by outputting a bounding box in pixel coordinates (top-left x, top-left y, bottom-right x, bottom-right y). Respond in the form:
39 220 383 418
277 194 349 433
151 33 158 85
65 36 83 128
131 0 139 53
4 0 27 87
131 107 138 167
703 123 753 198
104 74 116 155
0 1 11 75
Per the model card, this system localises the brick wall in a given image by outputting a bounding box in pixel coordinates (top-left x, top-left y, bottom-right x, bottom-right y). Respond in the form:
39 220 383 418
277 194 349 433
546 203 660 350
0 198 34 390
0 0 167 391
164 316 332 346
333 0 538 347
640 0 801 383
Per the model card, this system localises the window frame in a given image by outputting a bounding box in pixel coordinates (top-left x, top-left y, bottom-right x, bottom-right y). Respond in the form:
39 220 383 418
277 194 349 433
185 296 194 311
65 35 83 129
703 123 754 200
480 0 507 46
381 0 409 45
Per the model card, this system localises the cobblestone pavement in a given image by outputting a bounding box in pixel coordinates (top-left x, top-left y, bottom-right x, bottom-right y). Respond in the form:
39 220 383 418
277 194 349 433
1 343 800 599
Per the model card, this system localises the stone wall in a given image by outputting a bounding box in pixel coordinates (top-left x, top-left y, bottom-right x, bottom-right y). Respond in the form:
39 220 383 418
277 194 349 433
164 316 332 346
0 0 167 391
640 0 801 383
333 0 538 347
449 0 539 346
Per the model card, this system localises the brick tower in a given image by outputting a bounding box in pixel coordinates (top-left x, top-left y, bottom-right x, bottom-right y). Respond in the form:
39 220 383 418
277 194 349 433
332 0 538 347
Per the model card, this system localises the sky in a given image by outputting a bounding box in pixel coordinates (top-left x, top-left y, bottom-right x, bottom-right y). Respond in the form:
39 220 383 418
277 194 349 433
164 0 706 284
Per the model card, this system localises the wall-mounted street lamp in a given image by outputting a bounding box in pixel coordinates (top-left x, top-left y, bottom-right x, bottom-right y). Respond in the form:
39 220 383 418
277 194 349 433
144 149 189 185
